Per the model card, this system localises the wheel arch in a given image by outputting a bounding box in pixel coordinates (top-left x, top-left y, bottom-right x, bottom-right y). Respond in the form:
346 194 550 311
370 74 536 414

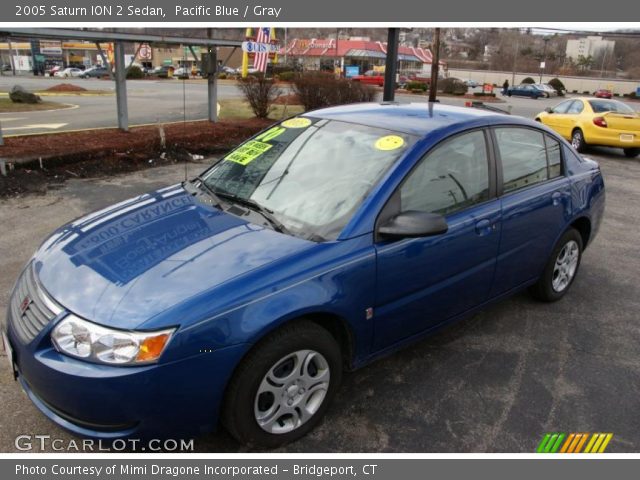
223 310 357 396
570 216 592 250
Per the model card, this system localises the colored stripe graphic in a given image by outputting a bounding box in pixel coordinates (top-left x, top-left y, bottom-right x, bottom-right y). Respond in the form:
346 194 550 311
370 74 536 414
537 433 613 453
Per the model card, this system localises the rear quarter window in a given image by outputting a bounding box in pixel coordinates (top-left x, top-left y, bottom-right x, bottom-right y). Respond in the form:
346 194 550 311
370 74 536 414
495 128 549 193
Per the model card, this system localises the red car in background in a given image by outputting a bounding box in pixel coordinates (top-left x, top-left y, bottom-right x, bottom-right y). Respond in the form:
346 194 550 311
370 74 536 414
350 70 411 88
594 89 613 99
351 70 385 86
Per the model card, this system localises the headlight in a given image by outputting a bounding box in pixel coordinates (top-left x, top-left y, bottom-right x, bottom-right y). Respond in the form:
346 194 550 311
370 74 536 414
51 315 175 365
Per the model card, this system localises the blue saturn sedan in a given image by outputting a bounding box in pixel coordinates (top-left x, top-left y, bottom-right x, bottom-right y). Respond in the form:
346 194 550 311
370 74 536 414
508 84 546 99
3 103 605 447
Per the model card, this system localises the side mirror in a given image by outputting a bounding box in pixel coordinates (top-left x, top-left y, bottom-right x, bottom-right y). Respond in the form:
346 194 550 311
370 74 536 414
544 107 553 113
378 211 448 239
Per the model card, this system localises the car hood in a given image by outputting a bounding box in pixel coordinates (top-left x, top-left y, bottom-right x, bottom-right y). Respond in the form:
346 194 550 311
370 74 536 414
33 184 313 329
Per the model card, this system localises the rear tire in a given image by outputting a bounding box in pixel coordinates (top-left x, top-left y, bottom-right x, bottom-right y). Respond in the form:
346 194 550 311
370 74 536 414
530 228 583 302
623 148 640 158
571 129 587 153
222 320 342 448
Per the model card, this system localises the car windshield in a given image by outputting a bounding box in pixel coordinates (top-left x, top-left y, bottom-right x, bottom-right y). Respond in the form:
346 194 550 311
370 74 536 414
589 100 636 114
201 117 417 241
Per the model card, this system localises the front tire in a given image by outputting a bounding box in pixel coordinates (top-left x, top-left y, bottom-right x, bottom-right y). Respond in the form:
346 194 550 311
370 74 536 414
623 148 640 158
571 129 587 153
530 228 583 302
222 320 342 448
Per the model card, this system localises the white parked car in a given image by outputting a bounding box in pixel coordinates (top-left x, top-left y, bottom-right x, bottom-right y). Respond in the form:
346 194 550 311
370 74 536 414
54 67 83 78
221 66 238 75
533 83 558 98
174 67 190 78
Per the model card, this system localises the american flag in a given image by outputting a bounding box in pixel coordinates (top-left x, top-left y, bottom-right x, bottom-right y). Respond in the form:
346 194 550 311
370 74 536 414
254 27 271 72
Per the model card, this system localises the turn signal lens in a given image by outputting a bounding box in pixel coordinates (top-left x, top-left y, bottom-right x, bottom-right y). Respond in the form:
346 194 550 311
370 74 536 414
136 333 171 362
593 116 608 128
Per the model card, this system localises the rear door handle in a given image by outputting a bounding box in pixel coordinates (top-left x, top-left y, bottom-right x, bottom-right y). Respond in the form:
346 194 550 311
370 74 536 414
475 218 493 236
552 191 563 206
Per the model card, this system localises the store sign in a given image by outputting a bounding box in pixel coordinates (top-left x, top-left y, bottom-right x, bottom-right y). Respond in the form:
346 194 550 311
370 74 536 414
242 41 279 53
345 65 360 78
62 42 98 50
12 55 32 71
183 46 201 56
138 43 152 60
39 41 62 55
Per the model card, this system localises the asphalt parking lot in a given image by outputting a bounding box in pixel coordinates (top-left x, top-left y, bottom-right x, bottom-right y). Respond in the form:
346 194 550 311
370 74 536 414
1 142 639 453
2 76 637 134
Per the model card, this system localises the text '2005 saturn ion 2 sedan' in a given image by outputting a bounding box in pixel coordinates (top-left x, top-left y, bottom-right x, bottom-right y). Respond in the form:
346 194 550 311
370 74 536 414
3 103 605 447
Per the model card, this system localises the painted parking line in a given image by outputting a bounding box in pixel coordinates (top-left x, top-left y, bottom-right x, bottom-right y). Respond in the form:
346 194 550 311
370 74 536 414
2 123 69 132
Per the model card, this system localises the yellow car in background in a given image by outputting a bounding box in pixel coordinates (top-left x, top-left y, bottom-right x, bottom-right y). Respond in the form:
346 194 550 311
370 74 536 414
536 97 640 158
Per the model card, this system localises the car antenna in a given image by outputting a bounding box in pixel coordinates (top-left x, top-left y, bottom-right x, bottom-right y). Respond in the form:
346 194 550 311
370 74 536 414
183 48 188 182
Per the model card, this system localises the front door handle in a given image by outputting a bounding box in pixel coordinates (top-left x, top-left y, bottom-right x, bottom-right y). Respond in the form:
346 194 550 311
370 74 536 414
475 218 493 236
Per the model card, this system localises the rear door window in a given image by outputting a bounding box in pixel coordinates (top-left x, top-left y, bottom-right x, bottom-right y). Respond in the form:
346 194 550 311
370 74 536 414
552 100 573 114
566 101 584 114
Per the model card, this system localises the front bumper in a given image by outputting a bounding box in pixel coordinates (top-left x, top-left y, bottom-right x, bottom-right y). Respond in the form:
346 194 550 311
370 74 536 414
4 314 249 440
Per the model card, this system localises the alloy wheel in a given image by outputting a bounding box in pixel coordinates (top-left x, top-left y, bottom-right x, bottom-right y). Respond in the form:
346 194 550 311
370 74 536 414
552 240 579 292
254 349 330 434
572 131 583 150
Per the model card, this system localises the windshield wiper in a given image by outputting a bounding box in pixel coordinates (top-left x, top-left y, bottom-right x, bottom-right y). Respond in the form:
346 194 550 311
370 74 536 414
215 191 291 235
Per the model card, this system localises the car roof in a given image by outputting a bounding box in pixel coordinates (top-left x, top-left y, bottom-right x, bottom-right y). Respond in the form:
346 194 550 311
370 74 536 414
573 97 618 102
303 102 512 136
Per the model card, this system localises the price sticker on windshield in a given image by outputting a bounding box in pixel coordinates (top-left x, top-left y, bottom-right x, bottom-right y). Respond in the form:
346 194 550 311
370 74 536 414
375 135 405 151
281 117 312 129
225 140 273 165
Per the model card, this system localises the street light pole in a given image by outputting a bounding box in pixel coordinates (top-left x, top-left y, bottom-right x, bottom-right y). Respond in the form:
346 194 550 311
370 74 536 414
539 37 549 83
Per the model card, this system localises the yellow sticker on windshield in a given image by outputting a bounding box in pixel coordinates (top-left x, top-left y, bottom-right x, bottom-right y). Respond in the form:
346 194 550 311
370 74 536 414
225 140 273 165
375 135 405 151
281 117 312 129
255 126 286 142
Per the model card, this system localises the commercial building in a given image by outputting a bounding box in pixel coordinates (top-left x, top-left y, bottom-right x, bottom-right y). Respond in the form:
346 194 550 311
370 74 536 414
0 40 116 73
565 36 615 61
137 44 243 70
281 38 443 75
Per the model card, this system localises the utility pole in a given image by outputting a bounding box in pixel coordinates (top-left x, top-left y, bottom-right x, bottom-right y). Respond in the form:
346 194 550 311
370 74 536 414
428 28 441 103
383 28 399 102
511 31 520 86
